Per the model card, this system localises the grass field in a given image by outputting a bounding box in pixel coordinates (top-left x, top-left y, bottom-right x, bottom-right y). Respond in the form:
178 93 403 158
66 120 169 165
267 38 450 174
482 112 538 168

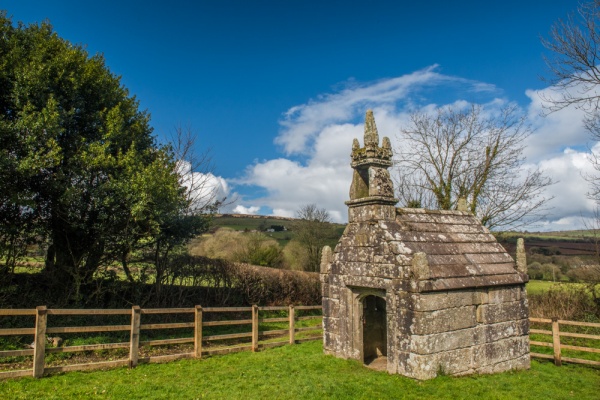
1 341 598 399
525 280 593 296
526 280 561 295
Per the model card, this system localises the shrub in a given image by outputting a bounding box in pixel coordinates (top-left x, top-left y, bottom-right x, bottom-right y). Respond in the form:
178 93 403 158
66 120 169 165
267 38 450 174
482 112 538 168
282 240 310 271
0 255 321 309
189 229 284 268
527 262 543 279
541 263 562 281
528 285 599 321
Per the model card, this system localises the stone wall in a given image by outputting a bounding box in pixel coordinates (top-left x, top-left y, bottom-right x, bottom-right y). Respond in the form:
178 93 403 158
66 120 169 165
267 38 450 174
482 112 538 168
397 287 529 379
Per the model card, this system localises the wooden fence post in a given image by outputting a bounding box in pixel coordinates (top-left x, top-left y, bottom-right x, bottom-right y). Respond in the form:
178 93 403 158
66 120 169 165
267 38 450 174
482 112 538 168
195 305 203 358
552 317 562 366
129 306 141 368
289 305 295 345
252 305 259 352
33 306 47 378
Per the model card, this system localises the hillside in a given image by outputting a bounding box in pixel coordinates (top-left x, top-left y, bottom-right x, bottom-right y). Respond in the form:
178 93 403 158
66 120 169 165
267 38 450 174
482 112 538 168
209 214 346 247
495 231 598 258
208 214 599 259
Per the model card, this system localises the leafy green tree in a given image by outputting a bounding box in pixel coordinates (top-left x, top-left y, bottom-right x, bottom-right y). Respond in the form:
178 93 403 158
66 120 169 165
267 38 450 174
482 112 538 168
0 14 211 300
241 233 284 268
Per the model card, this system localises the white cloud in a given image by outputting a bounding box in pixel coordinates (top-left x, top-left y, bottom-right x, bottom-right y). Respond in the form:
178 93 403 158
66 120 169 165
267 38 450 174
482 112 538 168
524 87 589 162
232 68 600 230
276 65 497 155
232 205 260 215
177 160 230 210
536 147 596 230
240 157 350 222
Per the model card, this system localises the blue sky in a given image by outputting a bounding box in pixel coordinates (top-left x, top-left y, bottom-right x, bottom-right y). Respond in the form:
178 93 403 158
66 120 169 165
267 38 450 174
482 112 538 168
3 1 596 230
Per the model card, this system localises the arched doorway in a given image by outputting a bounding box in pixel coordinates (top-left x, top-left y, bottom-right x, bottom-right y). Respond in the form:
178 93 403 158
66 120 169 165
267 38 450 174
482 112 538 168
362 295 387 366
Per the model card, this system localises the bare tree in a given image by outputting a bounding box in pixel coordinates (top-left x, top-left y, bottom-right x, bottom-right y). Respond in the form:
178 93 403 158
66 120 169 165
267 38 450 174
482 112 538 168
543 1 600 205
542 1 600 116
168 125 226 215
579 209 600 308
540 1 600 309
395 104 554 230
291 204 336 272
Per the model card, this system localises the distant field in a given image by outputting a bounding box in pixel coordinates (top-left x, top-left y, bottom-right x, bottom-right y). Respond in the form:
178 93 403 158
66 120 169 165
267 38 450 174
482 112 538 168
498 230 599 241
496 233 597 257
209 214 345 247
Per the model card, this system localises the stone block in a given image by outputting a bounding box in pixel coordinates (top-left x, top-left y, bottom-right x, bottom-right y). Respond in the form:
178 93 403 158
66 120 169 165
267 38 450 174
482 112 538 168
404 347 473 380
411 290 479 311
328 284 343 300
322 316 340 332
343 261 369 276
373 253 396 264
330 262 342 275
356 247 374 263
328 274 342 287
389 241 413 255
475 319 529 344
476 300 528 324
474 353 530 375
472 336 530 368
322 298 340 318
411 327 478 355
323 331 339 353
343 275 389 289
367 263 402 279
396 254 411 265
412 306 477 335
488 286 523 304
435 347 473 376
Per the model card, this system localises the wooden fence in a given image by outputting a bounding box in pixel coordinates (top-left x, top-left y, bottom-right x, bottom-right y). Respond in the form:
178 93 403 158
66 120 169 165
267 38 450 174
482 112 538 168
529 317 600 367
0 305 322 379
2 310 597 379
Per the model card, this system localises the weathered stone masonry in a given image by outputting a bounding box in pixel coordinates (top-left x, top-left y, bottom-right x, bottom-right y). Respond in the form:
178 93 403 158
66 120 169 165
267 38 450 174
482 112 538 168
320 110 530 380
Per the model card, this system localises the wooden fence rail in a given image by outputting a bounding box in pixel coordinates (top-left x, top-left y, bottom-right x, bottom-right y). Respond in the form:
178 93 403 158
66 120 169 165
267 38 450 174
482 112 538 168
0 304 322 379
529 317 600 367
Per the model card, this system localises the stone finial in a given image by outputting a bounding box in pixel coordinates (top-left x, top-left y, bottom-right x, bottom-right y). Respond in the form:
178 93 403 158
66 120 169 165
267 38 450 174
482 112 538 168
411 252 430 280
364 109 379 149
457 197 468 212
349 110 393 165
346 111 398 222
320 245 333 274
382 136 391 149
516 238 527 274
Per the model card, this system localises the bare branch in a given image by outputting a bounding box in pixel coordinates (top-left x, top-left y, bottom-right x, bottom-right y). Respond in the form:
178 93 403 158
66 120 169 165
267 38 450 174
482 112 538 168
395 104 554 230
542 1 600 115
167 125 228 215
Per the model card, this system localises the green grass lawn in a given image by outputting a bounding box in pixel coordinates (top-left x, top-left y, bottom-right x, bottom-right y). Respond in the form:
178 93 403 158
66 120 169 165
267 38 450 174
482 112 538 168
526 280 559 295
525 280 587 295
1 341 599 399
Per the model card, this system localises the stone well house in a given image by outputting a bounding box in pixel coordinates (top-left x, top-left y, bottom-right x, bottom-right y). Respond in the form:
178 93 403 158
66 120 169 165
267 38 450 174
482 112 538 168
320 111 530 380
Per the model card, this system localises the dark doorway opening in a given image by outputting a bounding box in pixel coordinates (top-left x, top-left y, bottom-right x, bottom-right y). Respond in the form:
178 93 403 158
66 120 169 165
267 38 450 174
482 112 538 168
362 295 387 367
